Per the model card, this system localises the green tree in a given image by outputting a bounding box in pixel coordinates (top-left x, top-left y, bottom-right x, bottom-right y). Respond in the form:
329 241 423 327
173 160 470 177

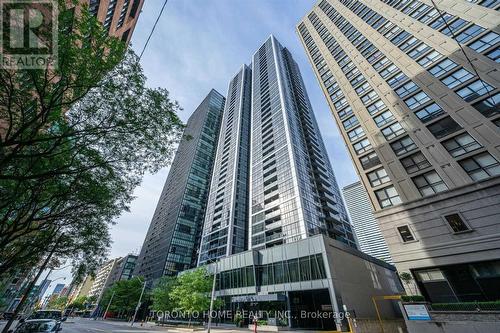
399 272 418 295
170 268 212 324
99 277 145 314
68 295 87 311
0 0 183 281
151 276 178 313
46 296 69 311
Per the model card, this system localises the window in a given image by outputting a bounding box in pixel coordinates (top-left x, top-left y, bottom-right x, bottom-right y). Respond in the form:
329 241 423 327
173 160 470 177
468 32 500 53
486 47 500 62
444 213 471 233
455 24 485 43
353 138 372 155
387 72 409 88
397 225 416 242
427 116 462 139
414 103 445 123
405 91 431 110
391 136 417 156
442 133 482 157
430 13 454 31
429 59 459 78
367 168 390 187
413 170 448 196
373 110 395 127
382 122 405 140
343 116 359 130
360 151 381 171
472 93 500 117
374 57 390 70
355 82 371 95
459 152 500 181
379 64 399 79
408 43 431 59
348 126 365 142
391 31 411 45
399 37 419 52
401 152 431 174
456 80 494 102
418 50 443 68
395 81 419 98
442 18 468 36
361 91 379 105
367 100 387 115
338 106 354 119
330 90 344 103
417 269 445 281
375 185 402 208
419 8 439 23
441 68 474 88
367 50 384 64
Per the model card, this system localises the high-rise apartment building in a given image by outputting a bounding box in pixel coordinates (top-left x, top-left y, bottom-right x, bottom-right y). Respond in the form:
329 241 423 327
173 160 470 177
249 37 356 250
88 258 120 303
299 0 500 302
193 36 402 331
342 181 393 263
135 90 225 280
198 37 356 267
198 67 252 265
77 0 145 43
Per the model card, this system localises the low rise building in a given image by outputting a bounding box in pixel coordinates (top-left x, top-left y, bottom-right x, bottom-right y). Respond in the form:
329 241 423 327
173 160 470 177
203 235 404 331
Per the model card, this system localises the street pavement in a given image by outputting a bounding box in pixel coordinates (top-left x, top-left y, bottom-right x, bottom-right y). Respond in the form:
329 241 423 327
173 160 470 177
0 318 277 333
1 318 173 333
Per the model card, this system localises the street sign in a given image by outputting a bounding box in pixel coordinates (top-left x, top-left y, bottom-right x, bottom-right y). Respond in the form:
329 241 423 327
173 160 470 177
403 304 431 320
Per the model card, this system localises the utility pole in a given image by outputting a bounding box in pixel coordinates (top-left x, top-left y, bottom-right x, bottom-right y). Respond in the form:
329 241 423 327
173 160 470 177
207 262 218 333
102 291 115 320
130 279 147 326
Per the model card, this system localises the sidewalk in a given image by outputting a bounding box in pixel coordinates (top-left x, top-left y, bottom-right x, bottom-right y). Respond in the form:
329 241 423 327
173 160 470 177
96 319 305 333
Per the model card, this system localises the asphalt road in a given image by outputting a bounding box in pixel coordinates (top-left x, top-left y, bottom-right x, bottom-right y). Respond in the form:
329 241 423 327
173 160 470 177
0 318 171 333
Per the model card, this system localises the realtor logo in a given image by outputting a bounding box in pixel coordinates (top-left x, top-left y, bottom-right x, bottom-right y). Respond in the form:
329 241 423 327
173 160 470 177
0 0 58 69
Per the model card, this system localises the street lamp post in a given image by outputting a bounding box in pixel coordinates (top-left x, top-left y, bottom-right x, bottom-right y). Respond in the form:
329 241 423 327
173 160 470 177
130 279 147 326
102 291 115 320
207 261 218 333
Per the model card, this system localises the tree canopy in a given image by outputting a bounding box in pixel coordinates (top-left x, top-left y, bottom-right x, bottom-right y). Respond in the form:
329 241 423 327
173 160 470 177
46 296 69 311
169 268 212 316
68 295 88 311
0 1 184 281
99 277 145 314
151 276 178 313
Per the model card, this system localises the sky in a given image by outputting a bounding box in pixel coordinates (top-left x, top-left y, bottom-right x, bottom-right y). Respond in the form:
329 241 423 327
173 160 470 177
44 0 359 294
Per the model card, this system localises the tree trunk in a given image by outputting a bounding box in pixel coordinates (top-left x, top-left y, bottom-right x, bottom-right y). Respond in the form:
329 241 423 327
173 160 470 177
1 234 61 333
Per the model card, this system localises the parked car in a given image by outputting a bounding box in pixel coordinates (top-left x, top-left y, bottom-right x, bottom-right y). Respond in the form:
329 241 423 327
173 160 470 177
2 312 23 321
28 310 65 322
8 319 61 332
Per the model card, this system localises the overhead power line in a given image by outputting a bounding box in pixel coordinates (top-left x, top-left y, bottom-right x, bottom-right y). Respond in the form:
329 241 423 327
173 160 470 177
139 0 169 60
429 0 494 102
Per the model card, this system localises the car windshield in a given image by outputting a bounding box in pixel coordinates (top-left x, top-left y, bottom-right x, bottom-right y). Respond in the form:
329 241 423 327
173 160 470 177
16 321 56 332
30 312 61 320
